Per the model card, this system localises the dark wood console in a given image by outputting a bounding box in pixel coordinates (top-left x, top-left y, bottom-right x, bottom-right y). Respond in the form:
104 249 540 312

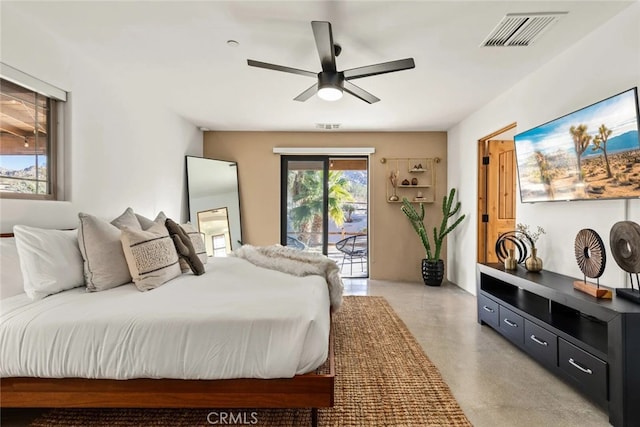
477 263 640 427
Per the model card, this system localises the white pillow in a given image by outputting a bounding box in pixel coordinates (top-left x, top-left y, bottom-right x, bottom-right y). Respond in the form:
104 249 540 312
135 211 167 230
13 225 85 300
0 237 26 299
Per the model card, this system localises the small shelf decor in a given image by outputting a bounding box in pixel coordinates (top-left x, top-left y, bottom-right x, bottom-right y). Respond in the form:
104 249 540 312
410 162 425 172
383 157 439 203
516 223 545 272
388 170 400 201
494 230 532 265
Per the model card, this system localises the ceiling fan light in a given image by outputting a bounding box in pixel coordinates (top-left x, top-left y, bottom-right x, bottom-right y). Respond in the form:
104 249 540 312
317 86 343 101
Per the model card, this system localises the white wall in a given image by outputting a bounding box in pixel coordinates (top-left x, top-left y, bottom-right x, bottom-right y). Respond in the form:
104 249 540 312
0 5 202 232
448 3 640 295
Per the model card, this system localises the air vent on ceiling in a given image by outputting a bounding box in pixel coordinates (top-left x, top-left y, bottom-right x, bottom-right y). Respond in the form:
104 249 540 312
481 12 567 47
315 123 341 130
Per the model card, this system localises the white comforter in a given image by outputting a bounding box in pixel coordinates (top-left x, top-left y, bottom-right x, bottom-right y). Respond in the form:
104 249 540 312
0 257 330 380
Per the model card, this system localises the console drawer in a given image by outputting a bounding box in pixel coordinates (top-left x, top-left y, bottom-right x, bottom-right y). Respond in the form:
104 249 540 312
499 305 523 345
524 320 557 368
558 338 607 403
478 294 499 328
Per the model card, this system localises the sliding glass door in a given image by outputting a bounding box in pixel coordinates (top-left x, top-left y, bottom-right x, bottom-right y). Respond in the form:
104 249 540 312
281 156 329 254
281 155 369 277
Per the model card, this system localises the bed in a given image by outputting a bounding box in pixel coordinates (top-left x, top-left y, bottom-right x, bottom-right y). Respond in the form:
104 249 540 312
0 234 335 425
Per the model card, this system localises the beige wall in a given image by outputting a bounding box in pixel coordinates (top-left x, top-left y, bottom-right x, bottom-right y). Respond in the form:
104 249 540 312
204 132 447 283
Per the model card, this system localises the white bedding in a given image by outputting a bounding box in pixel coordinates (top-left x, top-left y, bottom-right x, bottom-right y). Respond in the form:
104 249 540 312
0 257 330 380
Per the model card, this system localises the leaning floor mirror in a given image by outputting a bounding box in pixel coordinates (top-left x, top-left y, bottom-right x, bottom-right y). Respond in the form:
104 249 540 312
186 156 243 257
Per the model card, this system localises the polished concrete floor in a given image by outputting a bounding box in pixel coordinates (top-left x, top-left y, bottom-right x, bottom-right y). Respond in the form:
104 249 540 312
343 278 611 427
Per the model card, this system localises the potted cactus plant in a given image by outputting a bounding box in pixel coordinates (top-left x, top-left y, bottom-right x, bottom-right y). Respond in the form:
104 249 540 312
401 188 466 286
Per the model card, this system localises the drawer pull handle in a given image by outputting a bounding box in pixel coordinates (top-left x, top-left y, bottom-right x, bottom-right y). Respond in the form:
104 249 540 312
530 335 548 346
482 306 495 313
569 358 593 375
503 318 518 328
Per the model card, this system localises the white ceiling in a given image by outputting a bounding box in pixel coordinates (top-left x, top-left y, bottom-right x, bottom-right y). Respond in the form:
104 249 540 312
3 1 634 132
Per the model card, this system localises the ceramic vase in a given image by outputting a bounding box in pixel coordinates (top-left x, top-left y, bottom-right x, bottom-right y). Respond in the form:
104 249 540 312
504 248 518 270
525 247 543 272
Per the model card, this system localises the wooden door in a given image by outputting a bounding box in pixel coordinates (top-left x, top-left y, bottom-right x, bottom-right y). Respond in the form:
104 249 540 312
482 140 516 263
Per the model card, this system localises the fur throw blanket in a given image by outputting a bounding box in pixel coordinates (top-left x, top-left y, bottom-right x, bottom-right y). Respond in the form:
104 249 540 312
231 244 343 311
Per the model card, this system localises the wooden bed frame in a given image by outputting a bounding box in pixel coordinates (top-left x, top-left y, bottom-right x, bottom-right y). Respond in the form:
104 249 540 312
0 233 335 426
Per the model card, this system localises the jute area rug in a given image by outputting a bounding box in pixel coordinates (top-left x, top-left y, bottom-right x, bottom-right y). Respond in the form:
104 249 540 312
31 296 471 426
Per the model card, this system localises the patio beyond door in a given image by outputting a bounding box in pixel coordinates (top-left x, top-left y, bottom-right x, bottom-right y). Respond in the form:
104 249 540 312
281 156 368 278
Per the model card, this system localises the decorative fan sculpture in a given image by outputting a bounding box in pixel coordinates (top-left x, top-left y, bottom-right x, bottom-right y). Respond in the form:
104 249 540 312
610 221 640 304
573 229 611 299
494 230 532 264
575 229 607 278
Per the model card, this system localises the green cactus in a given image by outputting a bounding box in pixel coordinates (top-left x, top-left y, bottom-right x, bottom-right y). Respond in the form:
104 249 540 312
401 188 466 260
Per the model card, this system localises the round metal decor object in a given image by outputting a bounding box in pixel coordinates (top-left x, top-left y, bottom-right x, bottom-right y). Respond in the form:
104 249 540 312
610 221 640 273
495 231 532 264
574 229 606 279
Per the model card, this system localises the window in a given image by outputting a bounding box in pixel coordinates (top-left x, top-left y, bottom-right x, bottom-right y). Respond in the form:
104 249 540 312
212 234 227 257
0 71 64 199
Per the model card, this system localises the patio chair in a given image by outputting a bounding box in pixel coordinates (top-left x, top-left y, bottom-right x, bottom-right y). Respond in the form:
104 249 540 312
286 235 306 250
335 234 368 275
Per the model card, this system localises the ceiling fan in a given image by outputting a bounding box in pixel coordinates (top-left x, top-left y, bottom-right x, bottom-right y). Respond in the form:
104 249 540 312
247 21 415 104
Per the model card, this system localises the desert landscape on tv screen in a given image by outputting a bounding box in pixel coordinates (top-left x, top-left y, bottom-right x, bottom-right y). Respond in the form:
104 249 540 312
515 89 640 202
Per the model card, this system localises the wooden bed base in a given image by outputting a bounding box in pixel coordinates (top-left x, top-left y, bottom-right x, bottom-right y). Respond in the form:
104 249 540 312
2 329 334 411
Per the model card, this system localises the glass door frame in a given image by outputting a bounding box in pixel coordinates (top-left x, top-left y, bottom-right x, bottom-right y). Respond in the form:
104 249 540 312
280 155 330 255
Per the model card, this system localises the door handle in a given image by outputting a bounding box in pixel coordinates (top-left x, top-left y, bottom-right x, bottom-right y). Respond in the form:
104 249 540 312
482 306 494 313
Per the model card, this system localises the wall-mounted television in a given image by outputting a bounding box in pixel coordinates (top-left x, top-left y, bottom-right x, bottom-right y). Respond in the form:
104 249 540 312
514 87 640 203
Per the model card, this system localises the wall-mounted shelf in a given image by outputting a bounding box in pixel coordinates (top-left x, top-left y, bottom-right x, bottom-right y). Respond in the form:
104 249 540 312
383 157 438 203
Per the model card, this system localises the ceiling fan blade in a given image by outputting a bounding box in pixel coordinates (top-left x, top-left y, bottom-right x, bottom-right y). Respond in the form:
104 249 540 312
343 81 380 104
311 21 337 72
247 59 317 78
294 83 318 102
343 58 415 80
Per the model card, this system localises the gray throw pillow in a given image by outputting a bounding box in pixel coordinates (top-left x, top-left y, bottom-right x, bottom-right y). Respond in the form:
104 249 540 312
77 208 141 291
165 218 205 275
180 223 208 266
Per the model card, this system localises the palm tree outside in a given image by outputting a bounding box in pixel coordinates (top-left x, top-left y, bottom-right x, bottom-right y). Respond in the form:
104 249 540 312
288 170 355 247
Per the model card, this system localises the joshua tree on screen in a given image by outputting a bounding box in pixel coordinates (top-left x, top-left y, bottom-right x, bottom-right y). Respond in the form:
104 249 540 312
592 124 613 178
534 150 555 198
569 124 593 181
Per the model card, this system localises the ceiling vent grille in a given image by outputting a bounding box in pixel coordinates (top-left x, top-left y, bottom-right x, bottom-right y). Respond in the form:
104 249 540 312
481 12 567 47
315 123 341 130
